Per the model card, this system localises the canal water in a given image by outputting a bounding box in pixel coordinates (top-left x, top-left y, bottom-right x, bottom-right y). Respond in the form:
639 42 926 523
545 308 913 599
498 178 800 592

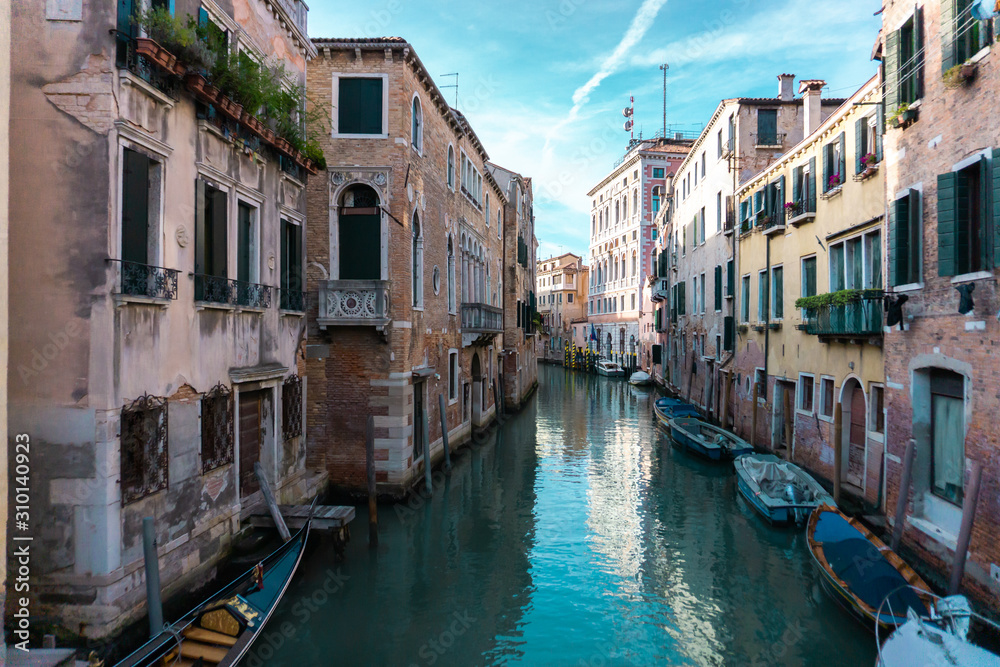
253 365 876 666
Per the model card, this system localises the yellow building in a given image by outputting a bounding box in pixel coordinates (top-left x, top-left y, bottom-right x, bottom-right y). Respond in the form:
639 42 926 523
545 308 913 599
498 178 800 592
733 74 886 507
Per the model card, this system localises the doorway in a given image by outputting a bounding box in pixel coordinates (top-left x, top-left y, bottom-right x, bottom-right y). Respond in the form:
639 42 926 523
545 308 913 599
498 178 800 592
239 390 264 498
845 382 867 489
471 353 482 426
772 381 795 457
413 380 425 461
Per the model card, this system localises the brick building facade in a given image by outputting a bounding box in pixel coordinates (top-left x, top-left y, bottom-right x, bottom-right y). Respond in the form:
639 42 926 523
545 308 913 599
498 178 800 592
881 0 1000 605
305 38 511 497
8 0 317 638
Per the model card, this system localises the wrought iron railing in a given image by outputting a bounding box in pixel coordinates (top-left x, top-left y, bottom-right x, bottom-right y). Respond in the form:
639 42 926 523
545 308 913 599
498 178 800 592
318 279 390 326
110 259 179 300
282 375 303 440
194 274 234 305
804 292 884 337
201 383 233 473
235 280 273 308
280 288 305 312
120 393 168 504
754 132 786 147
461 302 503 333
113 33 180 99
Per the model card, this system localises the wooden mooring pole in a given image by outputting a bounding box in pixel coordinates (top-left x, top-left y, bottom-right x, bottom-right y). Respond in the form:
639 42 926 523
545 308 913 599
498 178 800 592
832 403 843 507
255 462 291 542
366 415 378 548
782 386 793 460
438 393 452 471
949 461 983 595
142 517 164 638
721 372 732 431
422 405 432 493
891 438 916 552
750 382 758 449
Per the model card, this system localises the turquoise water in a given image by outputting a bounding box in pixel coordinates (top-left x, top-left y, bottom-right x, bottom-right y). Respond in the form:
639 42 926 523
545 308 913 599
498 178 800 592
252 365 876 666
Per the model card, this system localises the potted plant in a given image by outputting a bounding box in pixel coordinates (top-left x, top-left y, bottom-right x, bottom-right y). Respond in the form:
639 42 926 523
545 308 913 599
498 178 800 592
887 103 917 128
827 173 842 190
943 61 977 88
784 201 802 218
862 152 877 168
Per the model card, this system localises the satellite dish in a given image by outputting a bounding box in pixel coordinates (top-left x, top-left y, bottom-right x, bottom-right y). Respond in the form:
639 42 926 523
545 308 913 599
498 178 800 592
624 119 633 132
623 107 633 117
972 0 997 19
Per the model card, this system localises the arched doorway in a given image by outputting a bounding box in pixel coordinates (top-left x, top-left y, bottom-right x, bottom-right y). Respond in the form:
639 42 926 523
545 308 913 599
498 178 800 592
471 353 483 426
605 333 612 359
840 378 867 491
338 184 380 280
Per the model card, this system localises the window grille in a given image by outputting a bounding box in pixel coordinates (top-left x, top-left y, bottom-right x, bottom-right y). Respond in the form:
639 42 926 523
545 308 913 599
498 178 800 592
201 383 234 473
121 393 168 504
283 375 303 440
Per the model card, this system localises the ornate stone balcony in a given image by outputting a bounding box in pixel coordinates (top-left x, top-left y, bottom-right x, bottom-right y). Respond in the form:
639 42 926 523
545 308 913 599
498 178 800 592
461 302 503 334
318 280 390 330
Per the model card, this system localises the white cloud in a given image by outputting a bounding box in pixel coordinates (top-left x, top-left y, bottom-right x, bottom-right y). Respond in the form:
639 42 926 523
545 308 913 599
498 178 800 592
543 0 671 155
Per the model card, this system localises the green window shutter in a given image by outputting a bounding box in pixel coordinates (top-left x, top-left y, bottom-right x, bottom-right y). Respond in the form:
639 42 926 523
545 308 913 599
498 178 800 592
855 118 865 174
714 265 723 310
884 28 901 116
838 133 847 181
727 259 735 296
808 157 817 211
822 144 831 192
876 104 885 162
764 183 773 220
908 188 922 283
979 155 990 270
680 281 686 315
915 7 925 98
121 149 150 266
938 172 959 277
889 195 906 286
993 148 1000 267
778 176 785 217
724 316 735 352
941 0 958 74
195 179 206 276
237 202 251 284
792 167 801 206
339 78 383 135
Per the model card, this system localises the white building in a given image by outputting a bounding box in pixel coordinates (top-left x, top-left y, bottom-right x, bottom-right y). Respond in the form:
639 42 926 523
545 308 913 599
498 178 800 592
586 137 691 365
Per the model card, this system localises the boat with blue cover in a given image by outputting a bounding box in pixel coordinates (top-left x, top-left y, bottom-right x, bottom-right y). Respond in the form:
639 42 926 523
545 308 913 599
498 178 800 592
807 505 931 632
667 416 753 461
734 453 835 526
652 397 700 427
115 511 314 666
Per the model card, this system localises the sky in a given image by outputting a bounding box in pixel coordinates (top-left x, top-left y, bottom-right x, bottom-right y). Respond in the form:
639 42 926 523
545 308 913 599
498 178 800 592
309 0 884 261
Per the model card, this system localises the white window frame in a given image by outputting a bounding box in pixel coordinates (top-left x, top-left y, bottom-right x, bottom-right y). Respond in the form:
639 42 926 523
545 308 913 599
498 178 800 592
330 73 389 139
868 382 885 443
446 144 456 190
797 372 816 415
818 375 836 422
411 208 424 310
410 92 423 155
771 263 784 321
448 350 459 404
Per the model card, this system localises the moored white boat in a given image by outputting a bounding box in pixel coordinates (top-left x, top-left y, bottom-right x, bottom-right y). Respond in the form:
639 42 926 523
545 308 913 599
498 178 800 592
596 360 625 377
628 370 652 386
734 453 835 526
876 590 1000 666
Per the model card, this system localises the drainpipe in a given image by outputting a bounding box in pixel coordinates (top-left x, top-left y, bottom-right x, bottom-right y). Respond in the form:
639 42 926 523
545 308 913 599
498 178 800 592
763 233 771 447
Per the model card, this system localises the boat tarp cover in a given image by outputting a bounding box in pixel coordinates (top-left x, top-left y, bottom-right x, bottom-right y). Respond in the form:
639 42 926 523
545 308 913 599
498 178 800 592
814 512 927 618
742 458 821 502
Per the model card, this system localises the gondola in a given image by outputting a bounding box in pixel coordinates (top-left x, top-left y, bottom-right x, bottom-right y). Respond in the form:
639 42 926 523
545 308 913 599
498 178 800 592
667 416 752 461
115 512 314 667
734 453 835 526
652 397 700 428
807 505 931 632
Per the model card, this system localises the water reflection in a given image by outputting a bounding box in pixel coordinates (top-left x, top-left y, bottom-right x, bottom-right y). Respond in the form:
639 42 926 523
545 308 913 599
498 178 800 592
256 366 874 666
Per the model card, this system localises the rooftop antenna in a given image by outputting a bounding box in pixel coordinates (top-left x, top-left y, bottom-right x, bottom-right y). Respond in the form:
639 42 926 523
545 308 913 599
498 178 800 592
659 63 669 140
623 95 634 141
440 73 459 108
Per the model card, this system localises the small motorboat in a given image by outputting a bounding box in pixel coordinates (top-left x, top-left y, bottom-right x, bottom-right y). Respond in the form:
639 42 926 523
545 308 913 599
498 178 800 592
653 397 700 427
807 505 931 632
668 416 752 461
596 360 625 377
876 590 1000 666
115 512 314 667
628 370 652 386
734 453 835 526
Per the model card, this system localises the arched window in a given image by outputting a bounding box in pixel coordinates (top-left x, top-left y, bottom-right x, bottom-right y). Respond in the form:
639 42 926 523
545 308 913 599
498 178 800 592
338 184 381 280
592 215 596 235
633 188 638 213
447 146 455 189
623 196 628 219
411 96 423 153
447 236 456 313
486 193 490 224
412 212 423 307
631 251 637 276
613 258 619 281
615 201 620 224
652 186 662 213
497 208 502 239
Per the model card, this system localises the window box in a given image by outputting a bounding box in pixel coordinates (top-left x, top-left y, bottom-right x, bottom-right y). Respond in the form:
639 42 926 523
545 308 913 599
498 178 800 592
854 163 880 182
752 323 767 332
887 105 918 129
943 62 977 89
795 289 884 337
768 321 782 330
820 184 843 200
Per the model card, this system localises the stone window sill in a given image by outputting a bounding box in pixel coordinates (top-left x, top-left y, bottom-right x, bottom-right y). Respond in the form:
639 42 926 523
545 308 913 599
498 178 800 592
908 516 958 552
114 294 171 309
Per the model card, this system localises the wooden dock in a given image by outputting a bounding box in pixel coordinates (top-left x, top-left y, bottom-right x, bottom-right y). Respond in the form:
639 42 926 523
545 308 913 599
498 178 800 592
250 504 355 531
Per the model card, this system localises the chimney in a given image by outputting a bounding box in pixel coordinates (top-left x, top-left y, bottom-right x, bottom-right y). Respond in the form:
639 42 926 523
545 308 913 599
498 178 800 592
798 79 827 137
777 73 795 102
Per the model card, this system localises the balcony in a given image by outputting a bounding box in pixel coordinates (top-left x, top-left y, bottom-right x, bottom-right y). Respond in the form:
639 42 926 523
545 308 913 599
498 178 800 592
461 302 503 334
754 132 786 148
194 275 273 309
802 291 884 339
723 214 735 235
110 259 179 303
318 280 390 330
280 288 305 312
761 216 785 236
